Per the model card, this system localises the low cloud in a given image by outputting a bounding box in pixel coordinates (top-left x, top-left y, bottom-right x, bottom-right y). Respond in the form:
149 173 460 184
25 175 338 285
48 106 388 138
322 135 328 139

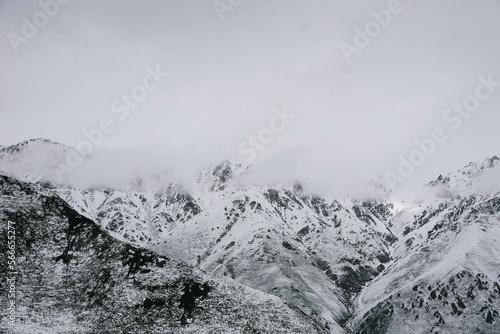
474 162 500 194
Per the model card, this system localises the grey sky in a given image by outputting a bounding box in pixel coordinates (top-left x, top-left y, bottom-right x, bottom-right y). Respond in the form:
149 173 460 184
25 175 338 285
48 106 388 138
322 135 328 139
1 0 500 194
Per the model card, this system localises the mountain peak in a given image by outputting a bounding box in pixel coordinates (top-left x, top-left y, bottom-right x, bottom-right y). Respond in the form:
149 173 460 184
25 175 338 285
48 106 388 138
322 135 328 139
426 155 500 197
0 138 68 154
487 155 499 167
0 138 74 183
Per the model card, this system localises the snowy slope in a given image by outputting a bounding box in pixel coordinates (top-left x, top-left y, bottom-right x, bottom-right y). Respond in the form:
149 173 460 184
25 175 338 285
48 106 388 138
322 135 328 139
347 159 500 333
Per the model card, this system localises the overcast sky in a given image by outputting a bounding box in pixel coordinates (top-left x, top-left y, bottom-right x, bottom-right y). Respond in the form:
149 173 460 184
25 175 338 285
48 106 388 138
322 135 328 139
1 0 500 195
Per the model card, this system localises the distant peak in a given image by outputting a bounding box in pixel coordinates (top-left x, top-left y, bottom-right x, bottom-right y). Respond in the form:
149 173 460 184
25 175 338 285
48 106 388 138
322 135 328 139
211 159 242 183
20 138 55 145
0 138 71 153
26 138 67 146
487 155 499 167
214 159 242 169
427 155 500 195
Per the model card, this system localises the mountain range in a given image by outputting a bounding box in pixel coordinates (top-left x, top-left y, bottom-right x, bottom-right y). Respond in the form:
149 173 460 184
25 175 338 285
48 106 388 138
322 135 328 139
1 138 499 333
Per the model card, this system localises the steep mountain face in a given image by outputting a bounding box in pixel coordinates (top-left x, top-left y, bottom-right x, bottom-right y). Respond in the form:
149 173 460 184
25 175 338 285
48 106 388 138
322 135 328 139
55 183 201 246
347 158 500 333
1 138 499 334
0 173 328 333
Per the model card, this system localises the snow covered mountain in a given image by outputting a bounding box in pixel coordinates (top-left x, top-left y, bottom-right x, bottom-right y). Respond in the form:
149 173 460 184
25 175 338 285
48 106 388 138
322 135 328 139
1 138 499 334
50 161 398 332
0 172 327 333
347 157 500 333
0 138 78 184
